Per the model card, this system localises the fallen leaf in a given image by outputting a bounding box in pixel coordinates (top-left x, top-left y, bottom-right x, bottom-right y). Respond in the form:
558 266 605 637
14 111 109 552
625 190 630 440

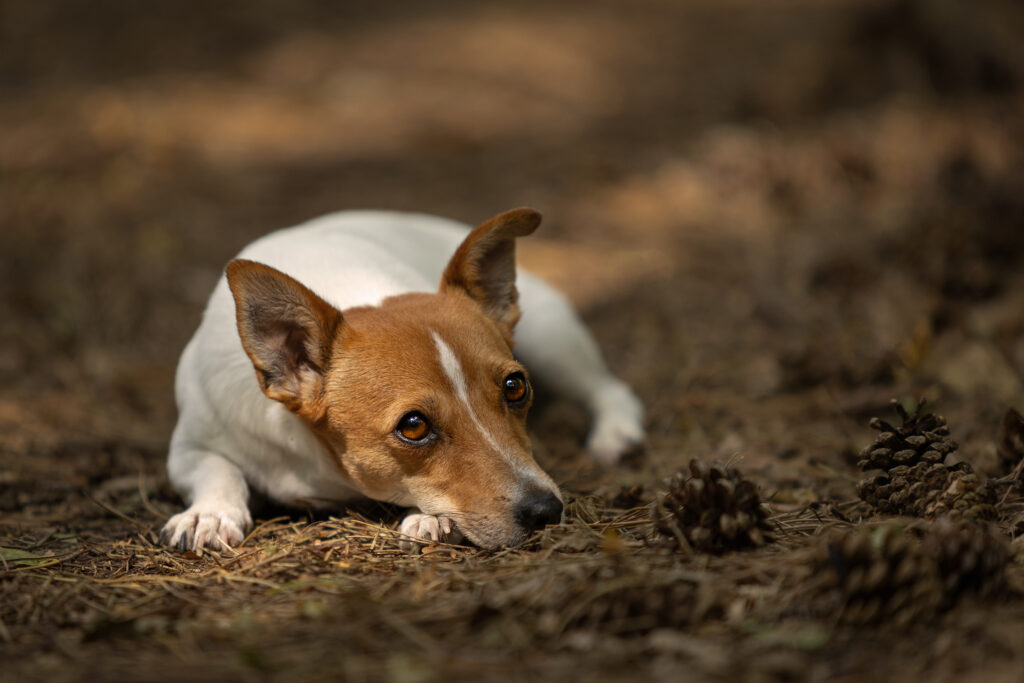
0 547 54 567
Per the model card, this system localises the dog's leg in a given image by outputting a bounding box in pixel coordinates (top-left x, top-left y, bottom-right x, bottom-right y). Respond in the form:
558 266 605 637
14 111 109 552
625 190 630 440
160 449 253 552
516 273 645 464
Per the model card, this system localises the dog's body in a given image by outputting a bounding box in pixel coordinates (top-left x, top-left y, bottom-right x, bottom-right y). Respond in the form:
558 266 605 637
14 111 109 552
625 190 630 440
162 209 644 551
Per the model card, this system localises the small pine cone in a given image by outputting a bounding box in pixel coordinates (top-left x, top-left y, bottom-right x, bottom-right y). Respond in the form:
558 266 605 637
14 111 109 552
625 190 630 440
859 400 957 472
814 526 943 627
649 458 773 553
857 401 996 520
923 517 1009 601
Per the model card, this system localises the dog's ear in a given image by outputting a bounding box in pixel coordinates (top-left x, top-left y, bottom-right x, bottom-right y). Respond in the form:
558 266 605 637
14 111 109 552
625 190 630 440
226 259 342 419
439 207 541 339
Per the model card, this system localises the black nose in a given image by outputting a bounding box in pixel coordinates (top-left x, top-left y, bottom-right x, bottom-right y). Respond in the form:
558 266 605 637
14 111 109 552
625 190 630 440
514 489 563 531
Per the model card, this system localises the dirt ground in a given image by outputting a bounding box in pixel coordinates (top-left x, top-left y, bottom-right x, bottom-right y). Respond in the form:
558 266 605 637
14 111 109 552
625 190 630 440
4 0 1024 680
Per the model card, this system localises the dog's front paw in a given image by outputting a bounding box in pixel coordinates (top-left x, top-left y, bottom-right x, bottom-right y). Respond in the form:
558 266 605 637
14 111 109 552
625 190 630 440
586 381 645 465
397 513 462 549
160 503 252 553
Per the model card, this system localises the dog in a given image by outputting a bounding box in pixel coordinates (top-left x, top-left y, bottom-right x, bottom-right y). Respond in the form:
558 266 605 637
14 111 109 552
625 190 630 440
160 208 644 552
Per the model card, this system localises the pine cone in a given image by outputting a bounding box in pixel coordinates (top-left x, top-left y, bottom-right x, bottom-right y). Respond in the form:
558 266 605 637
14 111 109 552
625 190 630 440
858 400 955 471
924 517 1009 601
856 401 996 520
649 458 773 553
814 526 943 627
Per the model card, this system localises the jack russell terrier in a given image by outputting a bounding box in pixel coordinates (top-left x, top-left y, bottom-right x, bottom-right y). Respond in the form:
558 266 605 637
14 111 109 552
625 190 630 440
161 208 644 552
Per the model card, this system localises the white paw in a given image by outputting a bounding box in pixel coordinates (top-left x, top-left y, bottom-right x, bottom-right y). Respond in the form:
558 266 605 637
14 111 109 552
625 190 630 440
160 503 252 553
397 513 462 549
586 381 645 465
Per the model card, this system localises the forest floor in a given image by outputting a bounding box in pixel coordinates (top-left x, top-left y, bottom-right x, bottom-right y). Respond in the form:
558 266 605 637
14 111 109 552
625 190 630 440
4 0 1024 680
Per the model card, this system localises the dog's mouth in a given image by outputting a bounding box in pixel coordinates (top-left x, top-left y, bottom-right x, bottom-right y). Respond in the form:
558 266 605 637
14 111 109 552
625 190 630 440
441 515 537 550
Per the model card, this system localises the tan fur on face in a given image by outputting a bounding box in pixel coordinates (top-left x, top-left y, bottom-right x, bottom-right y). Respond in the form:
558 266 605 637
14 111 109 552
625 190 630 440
308 292 556 548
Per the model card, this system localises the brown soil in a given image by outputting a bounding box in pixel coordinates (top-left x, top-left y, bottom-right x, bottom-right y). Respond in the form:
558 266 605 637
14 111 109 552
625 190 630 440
4 0 1024 680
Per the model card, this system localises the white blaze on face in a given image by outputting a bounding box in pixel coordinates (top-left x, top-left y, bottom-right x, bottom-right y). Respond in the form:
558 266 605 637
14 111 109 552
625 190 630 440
430 330 503 455
429 329 561 498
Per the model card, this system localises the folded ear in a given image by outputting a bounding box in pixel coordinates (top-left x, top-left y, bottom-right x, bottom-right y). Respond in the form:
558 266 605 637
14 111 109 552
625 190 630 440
439 207 541 338
225 259 342 418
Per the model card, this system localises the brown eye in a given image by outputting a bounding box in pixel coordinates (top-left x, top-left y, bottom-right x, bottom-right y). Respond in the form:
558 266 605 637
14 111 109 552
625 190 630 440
503 373 528 403
396 412 431 443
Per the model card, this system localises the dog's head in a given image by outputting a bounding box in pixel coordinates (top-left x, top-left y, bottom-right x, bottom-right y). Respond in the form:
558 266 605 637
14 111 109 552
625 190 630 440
225 208 562 548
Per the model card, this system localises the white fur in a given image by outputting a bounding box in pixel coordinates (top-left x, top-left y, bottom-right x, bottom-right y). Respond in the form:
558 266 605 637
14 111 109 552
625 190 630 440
397 513 463 550
163 211 645 552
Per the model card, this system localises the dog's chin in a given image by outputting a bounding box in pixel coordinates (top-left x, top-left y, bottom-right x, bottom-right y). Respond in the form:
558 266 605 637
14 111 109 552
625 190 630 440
458 522 533 550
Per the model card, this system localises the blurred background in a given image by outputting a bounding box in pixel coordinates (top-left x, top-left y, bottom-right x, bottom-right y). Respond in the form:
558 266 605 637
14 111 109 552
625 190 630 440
3 0 1024 507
